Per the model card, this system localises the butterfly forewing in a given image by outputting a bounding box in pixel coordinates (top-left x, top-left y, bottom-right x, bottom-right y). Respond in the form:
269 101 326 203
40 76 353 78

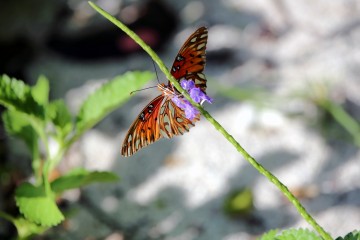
121 95 164 157
170 27 208 92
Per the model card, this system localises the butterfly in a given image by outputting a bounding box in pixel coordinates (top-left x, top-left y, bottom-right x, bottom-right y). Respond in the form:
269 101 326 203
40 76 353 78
121 27 208 157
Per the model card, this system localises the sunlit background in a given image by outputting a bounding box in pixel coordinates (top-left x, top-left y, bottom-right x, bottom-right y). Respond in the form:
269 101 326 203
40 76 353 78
1 0 360 239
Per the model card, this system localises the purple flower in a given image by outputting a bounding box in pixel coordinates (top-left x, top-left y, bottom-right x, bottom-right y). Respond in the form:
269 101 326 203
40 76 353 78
171 95 186 109
172 96 199 120
180 79 195 91
189 88 202 103
201 93 213 104
184 104 199 120
171 80 213 120
189 87 213 104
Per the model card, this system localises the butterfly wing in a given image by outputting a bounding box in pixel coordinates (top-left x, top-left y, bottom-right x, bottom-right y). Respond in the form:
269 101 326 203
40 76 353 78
121 95 164 157
121 94 200 157
170 27 208 92
158 97 200 138
121 27 208 157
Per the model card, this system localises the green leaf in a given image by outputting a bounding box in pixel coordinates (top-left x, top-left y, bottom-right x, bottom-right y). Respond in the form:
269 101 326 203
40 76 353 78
259 229 279 240
2 109 43 181
47 99 73 139
0 74 45 119
2 109 38 154
0 211 48 239
15 183 64 226
75 71 154 134
259 228 321 240
335 231 360 240
13 217 48 239
51 168 119 193
223 188 254 216
31 75 49 105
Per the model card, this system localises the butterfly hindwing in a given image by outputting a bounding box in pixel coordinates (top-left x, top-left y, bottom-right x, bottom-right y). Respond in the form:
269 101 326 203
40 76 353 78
158 98 200 138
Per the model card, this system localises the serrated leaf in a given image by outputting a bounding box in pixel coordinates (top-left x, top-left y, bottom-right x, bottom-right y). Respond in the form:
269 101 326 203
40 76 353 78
258 229 279 240
75 71 154 134
13 217 48 239
31 75 49 105
51 168 119 193
265 228 321 240
0 74 45 119
2 109 39 156
15 183 64 226
47 99 73 138
336 231 360 240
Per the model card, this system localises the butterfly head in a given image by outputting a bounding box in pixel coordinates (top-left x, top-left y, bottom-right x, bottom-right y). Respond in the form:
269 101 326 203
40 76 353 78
158 83 176 97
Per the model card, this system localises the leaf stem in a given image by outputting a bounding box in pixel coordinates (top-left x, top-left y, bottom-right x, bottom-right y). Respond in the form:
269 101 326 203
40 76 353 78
0 211 15 223
88 2 333 239
320 99 360 147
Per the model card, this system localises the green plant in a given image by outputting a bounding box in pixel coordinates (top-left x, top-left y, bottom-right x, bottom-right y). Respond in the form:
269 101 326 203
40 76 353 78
0 72 153 238
306 81 360 147
1 1 358 238
259 228 322 240
259 229 360 240
87 2 359 240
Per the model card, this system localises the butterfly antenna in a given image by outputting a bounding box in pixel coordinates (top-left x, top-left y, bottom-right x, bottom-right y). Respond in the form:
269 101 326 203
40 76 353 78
130 61 161 95
130 86 158 95
152 60 161 84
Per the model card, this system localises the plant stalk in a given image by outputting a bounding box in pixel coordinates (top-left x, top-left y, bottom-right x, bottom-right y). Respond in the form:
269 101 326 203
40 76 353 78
88 2 333 239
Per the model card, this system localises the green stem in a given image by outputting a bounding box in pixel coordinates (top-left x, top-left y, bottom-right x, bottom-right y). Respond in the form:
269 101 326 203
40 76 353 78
48 146 65 174
31 144 41 185
42 159 52 196
0 211 15 223
28 117 46 186
320 99 360 147
32 119 52 195
42 140 66 196
88 2 333 239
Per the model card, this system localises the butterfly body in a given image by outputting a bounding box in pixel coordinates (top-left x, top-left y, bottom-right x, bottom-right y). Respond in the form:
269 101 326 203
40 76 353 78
121 27 208 157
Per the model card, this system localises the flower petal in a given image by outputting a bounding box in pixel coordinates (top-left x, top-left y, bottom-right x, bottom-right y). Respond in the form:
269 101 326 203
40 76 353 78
180 79 195 91
189 88 202 103
184 105 199 120
172 96 186 109
201 94 213 104
171 79 212 120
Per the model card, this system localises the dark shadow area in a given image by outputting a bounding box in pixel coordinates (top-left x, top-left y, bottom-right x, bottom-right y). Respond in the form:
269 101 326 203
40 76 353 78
47 0 178 60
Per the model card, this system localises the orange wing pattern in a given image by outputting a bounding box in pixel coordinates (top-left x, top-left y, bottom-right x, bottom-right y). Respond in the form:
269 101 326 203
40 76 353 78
121 94 200 157
121 27 208 157
121 95 164 157
170 27 208 92
158 97 200 138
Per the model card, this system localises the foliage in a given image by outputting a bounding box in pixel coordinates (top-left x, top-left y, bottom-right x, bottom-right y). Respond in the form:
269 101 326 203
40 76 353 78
223 187 253 216
259 228 321 240
260 229 360 240
51 168 119 193
0 72 153 237
15 183 64 226
76 71 153 134
335 231 360 240
304 81 360 147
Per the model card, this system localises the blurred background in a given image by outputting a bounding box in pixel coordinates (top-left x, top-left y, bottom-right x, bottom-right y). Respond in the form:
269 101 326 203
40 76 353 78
1 0 360 239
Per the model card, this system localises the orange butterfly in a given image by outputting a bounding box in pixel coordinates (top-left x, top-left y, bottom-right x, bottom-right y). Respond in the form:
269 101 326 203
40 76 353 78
121 27 209 157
